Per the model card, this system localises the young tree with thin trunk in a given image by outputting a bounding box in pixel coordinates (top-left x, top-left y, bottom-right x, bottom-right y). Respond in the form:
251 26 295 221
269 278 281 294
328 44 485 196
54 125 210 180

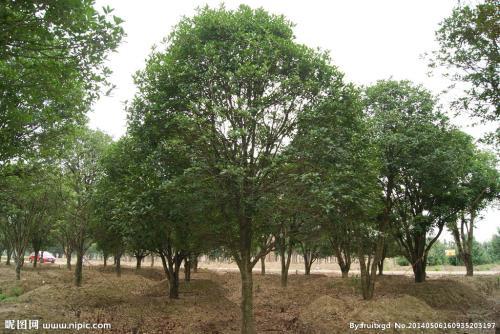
0 163 60 280
62 128 111 286
289 76 380 288
299 240 322 275
448 150 499 276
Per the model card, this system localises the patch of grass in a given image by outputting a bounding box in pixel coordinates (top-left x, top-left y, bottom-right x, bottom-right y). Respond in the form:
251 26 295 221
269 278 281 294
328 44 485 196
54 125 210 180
9 286 23 297
475 264 493 271
342 275 361 293
0 285 24 302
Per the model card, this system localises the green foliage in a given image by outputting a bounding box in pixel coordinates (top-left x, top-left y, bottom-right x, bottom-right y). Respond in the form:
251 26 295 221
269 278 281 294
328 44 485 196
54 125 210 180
472 239 493 265
9 286 23 297
430 0 499 144
366 80 478 281
0 161 65 276
396 257 410 266
426 240 447 266
0 1 124 162
129 5 341 266
490 228 500 262
59 127 112 254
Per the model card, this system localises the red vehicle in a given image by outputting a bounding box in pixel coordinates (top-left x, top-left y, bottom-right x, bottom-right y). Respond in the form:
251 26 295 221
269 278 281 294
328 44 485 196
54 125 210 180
28 251 56 264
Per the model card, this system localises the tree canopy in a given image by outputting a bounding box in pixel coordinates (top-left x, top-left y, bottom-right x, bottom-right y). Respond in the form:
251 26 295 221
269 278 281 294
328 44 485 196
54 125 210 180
0 0 124 162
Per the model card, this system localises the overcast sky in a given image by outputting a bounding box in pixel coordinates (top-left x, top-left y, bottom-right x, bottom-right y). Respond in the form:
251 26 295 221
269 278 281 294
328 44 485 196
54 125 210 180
89 0 498 242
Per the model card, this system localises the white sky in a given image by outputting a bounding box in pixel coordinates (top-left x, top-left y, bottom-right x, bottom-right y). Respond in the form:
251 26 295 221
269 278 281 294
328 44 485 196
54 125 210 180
89 0 498 242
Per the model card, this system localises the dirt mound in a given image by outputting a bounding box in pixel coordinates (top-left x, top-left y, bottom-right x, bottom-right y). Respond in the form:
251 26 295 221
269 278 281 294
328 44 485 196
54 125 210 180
404 280 486 311
300 295 444 334
352 295 439 323
453 275 500 296
300 295 354 333
375 275 493 313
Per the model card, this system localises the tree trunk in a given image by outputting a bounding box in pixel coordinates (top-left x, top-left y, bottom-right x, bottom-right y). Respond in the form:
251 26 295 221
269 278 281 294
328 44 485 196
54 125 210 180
240 264 255 334
159 249 184 299
304 260 311 275
359 255 375 300
377 259 384 276
103 251 108 267
302 248 315 275
6 248 12 265
412 259 426 283
260 257 265 275
167 253 183 299
115 254 122 277
66 252 72 270
169 270 180 298
193 255 198 273
135 255 143 270
238 211 256 334
159 252 169 276
378 244 387 275
75 251 83 287
280 243 292 287
465 211 475 276
335 248 351 278
33 248 39 268
150 255 154 267
358 236 385 300
15 256 23 280
184 257 191 282
451 211 475 277
464 252 473 276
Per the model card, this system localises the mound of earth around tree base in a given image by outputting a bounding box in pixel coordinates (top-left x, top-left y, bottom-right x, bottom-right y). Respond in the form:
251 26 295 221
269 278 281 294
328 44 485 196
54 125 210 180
300 295 445 333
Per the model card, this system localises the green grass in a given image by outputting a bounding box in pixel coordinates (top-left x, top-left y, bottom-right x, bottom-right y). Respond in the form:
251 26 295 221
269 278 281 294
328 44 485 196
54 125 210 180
0 285 24 302
429 265 443 271
9 286 23 297
474 264 494 271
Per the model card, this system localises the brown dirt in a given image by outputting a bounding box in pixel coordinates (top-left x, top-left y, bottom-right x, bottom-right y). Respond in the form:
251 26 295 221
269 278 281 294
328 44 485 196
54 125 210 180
0 264 498 333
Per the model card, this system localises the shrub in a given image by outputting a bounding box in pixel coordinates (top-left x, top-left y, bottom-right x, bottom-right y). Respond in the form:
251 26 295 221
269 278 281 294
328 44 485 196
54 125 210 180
396 257 410 266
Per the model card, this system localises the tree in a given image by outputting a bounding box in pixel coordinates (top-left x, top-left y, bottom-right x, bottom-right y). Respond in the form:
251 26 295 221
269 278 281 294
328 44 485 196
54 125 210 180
298 236 329 276
0 1 124 163
366 80 475 283
448 150 499 275
490 228 500 262
96 134 202 298
53 216 75 270
430 0 499 145
0 163 61 279
426 240 447 266
377 239 402 275
29 178 65 268
129 6 340 332
290 82 382 295
61 128 111 286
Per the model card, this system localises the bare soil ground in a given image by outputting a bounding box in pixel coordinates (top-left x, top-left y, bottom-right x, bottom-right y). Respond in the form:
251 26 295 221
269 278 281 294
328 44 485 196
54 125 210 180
0 264 498 333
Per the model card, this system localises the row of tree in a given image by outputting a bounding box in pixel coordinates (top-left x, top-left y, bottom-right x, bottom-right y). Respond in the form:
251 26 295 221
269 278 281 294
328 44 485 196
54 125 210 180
396 234 500 267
